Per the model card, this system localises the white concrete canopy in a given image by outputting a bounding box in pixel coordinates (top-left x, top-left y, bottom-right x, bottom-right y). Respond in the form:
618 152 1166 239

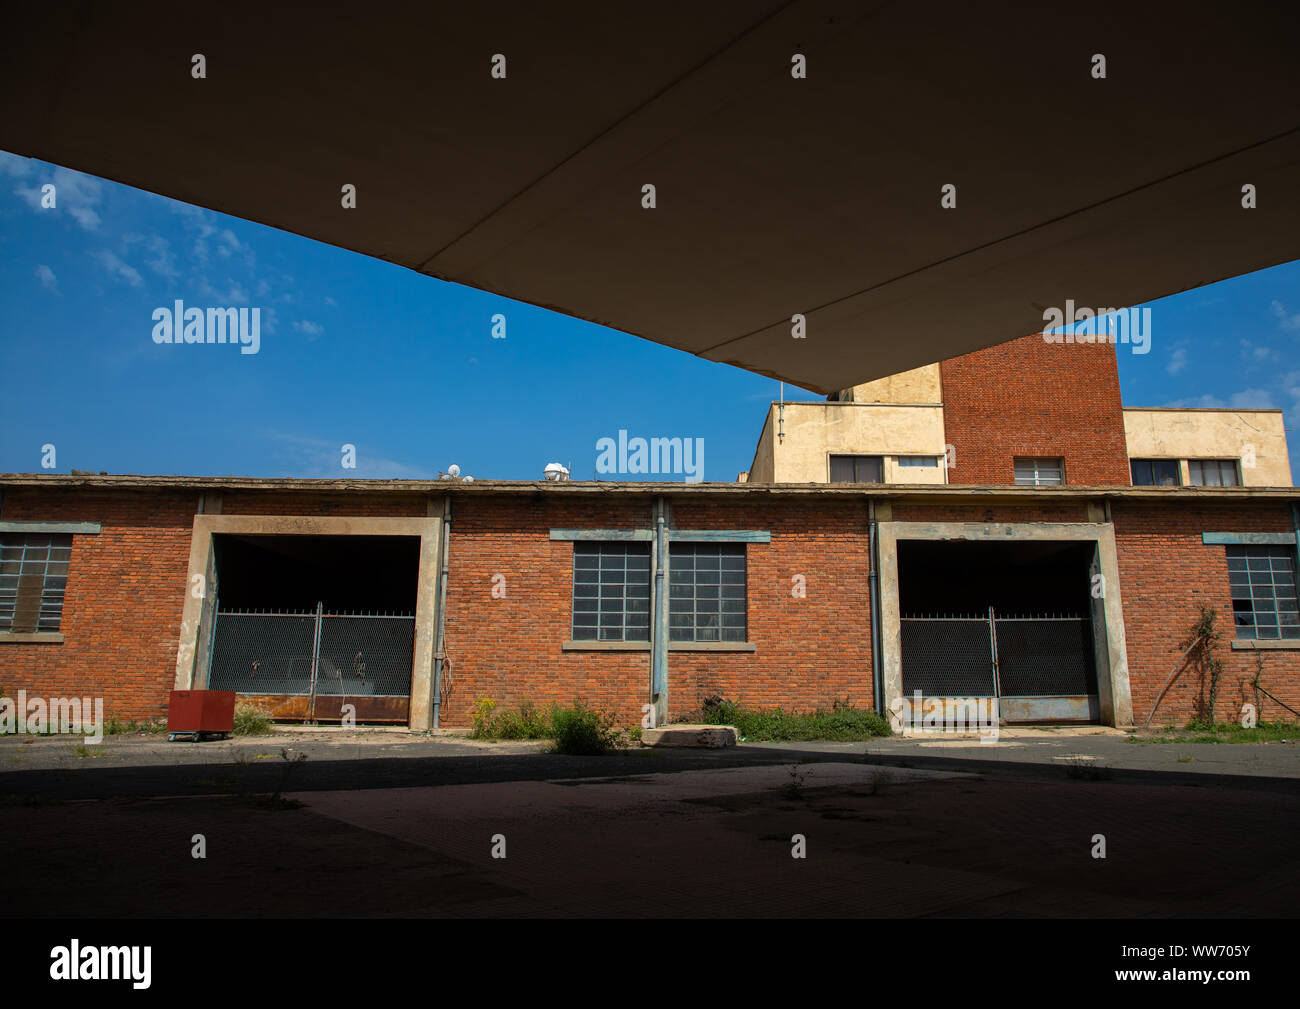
3 2 1298 392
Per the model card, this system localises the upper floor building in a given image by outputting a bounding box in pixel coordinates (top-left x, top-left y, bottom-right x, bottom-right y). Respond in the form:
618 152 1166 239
741 333 1292 487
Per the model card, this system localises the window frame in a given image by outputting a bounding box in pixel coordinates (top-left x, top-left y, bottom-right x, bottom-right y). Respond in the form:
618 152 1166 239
1130 458 1182 487
1188 458 1240 487
1226 545 1299 641
829 454 884 484
668 542 748 644
1013 456 1065 487
569 541 652 643
0 533 73 634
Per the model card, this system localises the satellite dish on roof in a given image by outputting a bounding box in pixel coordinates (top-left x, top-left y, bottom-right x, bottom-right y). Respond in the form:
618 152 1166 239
544 462 570 482
447 463 461 478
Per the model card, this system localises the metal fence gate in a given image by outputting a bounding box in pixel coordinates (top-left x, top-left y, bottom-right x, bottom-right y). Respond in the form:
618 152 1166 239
900 607 1100 722
207 605 416 723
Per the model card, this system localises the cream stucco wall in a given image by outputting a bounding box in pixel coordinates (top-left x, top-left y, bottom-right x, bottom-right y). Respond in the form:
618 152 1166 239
767 402 948 483
746 405 777 482
839 363 942 404
1123 408 1293 486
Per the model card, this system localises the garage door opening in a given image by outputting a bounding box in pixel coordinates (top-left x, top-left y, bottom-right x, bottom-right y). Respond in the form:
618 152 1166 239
897 539 1102 723
205 534 420 724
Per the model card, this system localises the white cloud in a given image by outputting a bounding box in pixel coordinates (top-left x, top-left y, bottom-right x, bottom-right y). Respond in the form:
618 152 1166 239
1164 394 1225 409
293 320 324 337
123 233 179 279
1271 300 1300 331
34 264 57 293
170 202 217 237
0 150 33 178
1281 370 1300 400
91 249 143 287
1165 347 1187 376
1239 339 1275 364
264 432 432 479
170 203 218 265
197 277 249 304
16 166 104 230
1228 388 1277 410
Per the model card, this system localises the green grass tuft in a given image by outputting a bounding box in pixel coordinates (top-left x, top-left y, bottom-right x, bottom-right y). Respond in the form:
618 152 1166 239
232 703 275 736
698 696 891 742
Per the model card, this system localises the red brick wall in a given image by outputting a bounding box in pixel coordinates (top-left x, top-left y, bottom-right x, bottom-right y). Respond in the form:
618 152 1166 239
5 484 1295 731
665 499 873 721
1113 501 1300 725
940 334 1131 486
441 495 654 727
441 496 875 728
0 489 196 722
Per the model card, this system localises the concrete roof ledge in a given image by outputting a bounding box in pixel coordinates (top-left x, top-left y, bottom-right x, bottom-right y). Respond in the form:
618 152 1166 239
0 473 1297 498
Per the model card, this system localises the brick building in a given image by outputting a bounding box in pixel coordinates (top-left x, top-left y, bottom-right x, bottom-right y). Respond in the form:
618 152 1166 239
2 336 1297 731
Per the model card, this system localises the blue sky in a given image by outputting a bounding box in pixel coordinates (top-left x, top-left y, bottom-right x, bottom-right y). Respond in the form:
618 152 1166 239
1 149 1297 484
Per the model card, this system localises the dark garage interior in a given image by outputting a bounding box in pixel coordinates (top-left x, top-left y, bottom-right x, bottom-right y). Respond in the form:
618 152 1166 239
206 535 421 723
898 539 1095 615
213 534 419 612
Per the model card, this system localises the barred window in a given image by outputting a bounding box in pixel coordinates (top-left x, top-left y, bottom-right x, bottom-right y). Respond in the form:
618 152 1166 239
0 534 72 633
1014 457 1064 486
670 543 746 642
571 542 651 641
1188 459 1240 487
1227 546 1298 640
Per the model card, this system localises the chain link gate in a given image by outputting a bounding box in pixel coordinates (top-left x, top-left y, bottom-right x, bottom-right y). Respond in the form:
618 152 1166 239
207 605 416 723
900 607 1100 722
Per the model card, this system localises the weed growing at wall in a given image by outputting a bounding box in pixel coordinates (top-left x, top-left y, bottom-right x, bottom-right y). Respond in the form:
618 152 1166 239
698 696 890 742
550 702 627 755
232 702 274 736
469 697 551 740
1183 607 1225 729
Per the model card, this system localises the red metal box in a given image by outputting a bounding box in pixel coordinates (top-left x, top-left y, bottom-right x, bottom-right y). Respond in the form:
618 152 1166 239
167 690 237 734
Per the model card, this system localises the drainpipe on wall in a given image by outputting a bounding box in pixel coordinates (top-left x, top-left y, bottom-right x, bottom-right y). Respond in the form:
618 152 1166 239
868 499 884 715
1293 503 1300 599
431 496 452 729
652 497 669 727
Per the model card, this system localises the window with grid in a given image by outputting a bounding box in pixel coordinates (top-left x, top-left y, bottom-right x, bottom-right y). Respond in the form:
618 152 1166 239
570 542 651 641
0 534 72 633
1188 459 1240 487
1013 457 1064 486
829 454 883 483
669 543 746 642
1130 458 1181 487
1226 546 1298 640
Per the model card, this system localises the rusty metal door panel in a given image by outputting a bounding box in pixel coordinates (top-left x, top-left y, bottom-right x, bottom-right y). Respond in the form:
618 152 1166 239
208 608 414 724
